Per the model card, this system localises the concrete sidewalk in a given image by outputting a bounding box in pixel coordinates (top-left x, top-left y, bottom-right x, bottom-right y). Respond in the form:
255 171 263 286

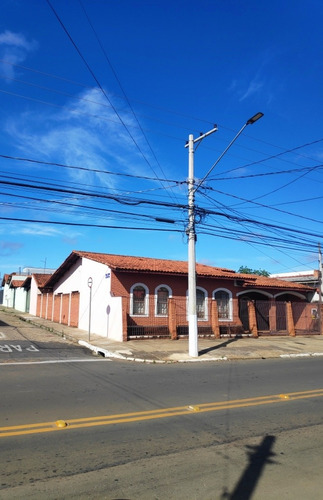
16 312 323 363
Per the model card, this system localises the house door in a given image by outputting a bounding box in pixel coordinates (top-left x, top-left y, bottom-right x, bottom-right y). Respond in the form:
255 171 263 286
26 289 31 313
254 300 270 331
239 299 249 331
276 301 287 331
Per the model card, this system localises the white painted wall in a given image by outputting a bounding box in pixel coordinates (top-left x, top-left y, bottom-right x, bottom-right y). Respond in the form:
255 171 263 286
29 276 40 316
2 276 27 310
2 283 13 307
106 296 123 341
14 286 27 312
53 257 123 341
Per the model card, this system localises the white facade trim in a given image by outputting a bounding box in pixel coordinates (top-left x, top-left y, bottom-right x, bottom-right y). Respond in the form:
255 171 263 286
130 283 149 317
213 287 233 321
154 284 172 317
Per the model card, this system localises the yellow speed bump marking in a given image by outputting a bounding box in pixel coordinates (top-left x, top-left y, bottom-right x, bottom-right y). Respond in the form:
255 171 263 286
1 388 323 438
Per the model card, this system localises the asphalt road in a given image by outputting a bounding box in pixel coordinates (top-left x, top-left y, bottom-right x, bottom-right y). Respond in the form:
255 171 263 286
1 312 323 499
0 312 98 364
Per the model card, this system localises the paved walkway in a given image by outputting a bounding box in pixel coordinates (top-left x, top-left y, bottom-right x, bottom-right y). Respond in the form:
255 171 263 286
13 311 323 363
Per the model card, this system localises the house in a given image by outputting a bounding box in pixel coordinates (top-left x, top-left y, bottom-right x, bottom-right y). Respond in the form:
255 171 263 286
32 250 319 341
2 273 27 311
2 269 55 313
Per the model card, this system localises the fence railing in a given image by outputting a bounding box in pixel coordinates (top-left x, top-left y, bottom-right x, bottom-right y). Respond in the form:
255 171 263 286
125 296 321 339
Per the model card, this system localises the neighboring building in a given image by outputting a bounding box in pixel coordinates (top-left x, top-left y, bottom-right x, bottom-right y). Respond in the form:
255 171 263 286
270 270 321 302
23 273 56 315
2 269 55 313
2 274 26 310
30 250 318 341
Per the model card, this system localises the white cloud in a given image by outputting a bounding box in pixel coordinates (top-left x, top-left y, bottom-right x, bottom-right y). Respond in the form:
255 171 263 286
0 30 38 51
5 88 151 189
0 30 38 79
20 225 64 237
239 79 264 101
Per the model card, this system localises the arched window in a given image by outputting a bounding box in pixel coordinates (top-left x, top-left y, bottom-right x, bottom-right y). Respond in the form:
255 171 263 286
213 289 232 320
196 287 207 320
155 285 172 316
131 284 149 316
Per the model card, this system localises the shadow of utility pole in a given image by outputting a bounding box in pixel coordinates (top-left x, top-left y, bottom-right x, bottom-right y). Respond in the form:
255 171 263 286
199 337 240 355
221 435 277 500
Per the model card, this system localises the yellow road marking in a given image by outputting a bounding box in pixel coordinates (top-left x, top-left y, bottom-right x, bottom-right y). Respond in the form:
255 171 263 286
1 388 323 438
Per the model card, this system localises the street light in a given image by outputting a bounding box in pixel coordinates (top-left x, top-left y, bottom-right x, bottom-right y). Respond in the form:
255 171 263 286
185 112 263 357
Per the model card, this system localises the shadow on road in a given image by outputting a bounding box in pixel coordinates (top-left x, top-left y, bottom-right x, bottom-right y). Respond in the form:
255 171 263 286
199 337 240 355
221 435 277 500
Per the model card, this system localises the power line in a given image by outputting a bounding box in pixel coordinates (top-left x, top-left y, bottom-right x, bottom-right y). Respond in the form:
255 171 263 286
46 0 176 200
213 164 323 181
0 178 187 209
76 0 178 201
0 152 179 184
0 216 182 232
203 186 323 226
209 138 323 179
1 191 181 224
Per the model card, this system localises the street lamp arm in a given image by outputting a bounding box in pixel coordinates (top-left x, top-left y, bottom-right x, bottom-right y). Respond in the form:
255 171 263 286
194 112 263 193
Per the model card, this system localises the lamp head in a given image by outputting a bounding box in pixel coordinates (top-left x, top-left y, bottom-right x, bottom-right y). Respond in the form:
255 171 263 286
246 112 264 125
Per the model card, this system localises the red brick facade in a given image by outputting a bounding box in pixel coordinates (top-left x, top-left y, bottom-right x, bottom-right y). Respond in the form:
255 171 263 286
32 251 319 339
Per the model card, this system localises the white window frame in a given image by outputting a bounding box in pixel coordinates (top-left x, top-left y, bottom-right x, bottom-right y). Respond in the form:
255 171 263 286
213 288 233 321
196 287 208 321
130 283 149 317
155 284 172 317
186 287 208 321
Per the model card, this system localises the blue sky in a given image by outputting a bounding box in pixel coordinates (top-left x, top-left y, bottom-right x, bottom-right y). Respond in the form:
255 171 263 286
0 0 322 278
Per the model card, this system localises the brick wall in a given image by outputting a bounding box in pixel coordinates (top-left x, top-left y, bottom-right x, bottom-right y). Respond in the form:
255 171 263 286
47 293 53 321
61 293 69 325
111 271 240 300
36 294 41 317
70 291 80 327
53 294 61 323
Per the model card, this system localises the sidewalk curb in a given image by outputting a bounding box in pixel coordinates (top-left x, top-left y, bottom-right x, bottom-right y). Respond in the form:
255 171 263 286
4 309 323 364
280 352 323 358
78 340 127 361
78 340 230 363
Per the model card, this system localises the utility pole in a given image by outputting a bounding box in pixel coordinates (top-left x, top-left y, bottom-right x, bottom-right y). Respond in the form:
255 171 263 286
185 113 263 357
318 243 322 334
186 127 218 357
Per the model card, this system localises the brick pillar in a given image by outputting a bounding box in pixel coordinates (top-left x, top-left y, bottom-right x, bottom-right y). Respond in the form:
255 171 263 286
168 298 177 340
286 301 296 337
248 300 258 338
269 300 276 333
121 296 128 342
211 299 220 338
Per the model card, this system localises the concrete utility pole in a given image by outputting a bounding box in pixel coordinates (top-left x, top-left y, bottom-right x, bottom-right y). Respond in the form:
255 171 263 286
186 126 218 357
88 277 93 341
318 243 322 334
185 113 263 357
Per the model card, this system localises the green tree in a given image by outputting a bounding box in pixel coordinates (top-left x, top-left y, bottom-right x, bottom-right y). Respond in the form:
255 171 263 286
237 266 270 277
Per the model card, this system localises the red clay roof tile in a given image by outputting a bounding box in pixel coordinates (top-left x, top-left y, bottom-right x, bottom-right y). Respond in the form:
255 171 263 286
10 279 25 288
43 250 312 293
33 274 52 287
